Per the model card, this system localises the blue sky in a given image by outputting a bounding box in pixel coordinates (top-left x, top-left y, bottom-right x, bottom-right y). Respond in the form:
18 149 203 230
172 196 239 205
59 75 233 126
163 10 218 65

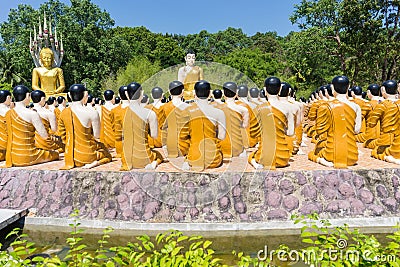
0 0 301 36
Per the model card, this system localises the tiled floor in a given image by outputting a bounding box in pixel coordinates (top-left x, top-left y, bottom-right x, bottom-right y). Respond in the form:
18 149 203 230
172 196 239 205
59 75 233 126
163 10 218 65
17 135 396 173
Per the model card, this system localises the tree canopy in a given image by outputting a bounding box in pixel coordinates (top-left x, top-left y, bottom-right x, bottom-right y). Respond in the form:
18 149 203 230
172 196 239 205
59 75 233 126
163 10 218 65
0 0 399 97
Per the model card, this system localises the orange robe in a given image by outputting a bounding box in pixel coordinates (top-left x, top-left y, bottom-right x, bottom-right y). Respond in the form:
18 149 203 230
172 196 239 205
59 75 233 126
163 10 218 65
5 109 59 167
35 117 63 151
58 108 111 169
248 103 289 169
308 99 358 168
121 108 163 170
366 100 400 159
236 100 259 148
218 104 244 157
307 100 325 142
185 103 223 171
361 100 381 147
352 98 369 140
111 104 128 158
162 101 190 157
0 114 7 161
99 106 115 148
146 104 166 148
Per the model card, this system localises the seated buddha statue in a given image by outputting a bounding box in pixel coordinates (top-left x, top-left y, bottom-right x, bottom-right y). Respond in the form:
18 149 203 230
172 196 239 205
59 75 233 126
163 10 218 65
5 85 59 167
145 87 166 148
58 84 111 169
121 82 163 170
236 84 259 148
279 82 302 155
162 81 191 157
366 80 400 163
32 48 65 96
359 84 381 145
248 77 294 170
178 50 204 101
111 85 129 158
182 80 226 171
0 90 11 161
31 90 63 151
99 90 116 149
308 76 361 168
218 82 249 158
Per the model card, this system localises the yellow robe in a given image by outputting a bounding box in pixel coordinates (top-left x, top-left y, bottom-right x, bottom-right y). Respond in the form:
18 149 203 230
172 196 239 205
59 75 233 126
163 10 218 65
111 104 128 158
100 106 115 148
162 101 190 157
35 117 63 151
236 100 259 148
366 100 400 159
58 108 111 169
146 104 166 148
308 99 358 168
5 109 59 167
248 103 289 169
185 103 223 171
218 104 244 157
352 98 369 140
183 66 203 100
121 108 164 170
0 114 7 161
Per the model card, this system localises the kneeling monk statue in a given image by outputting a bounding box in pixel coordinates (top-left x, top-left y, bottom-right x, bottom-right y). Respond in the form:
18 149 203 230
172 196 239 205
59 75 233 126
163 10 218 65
121 82 163 170
59 84 111 169
5 85 59 167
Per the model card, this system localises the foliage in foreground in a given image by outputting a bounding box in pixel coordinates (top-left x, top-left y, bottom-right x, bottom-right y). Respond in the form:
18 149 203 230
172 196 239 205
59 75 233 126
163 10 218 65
0 212 399 266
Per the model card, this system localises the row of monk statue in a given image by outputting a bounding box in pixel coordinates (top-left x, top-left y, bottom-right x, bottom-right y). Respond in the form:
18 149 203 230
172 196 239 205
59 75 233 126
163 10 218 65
0 75 399 171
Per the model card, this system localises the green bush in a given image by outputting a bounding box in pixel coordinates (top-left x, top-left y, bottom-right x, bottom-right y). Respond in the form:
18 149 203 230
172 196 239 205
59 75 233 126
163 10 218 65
0 212 399 266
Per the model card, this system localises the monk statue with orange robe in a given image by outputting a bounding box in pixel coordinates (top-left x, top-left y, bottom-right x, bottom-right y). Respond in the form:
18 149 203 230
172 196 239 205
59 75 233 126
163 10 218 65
182 80 226 171
99 90 116 149
111 85 129 158
351 86 369 141
121 82 163 170
5 85 59 167
359 84 381 146
31 90 63 152
236 84 259 148
146 87 166 148
366 80 400 164
249 87 262 107
211 89 224 106
58 84 111 169
162 81 191 158
54 96 66 123
248 77 293 170
279 82 302 155
178 50 204 101
218 82 249 158
308 76 361 168
0 90 11 161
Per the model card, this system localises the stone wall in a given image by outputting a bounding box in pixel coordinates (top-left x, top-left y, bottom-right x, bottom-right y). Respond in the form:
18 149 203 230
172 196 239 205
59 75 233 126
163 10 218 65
0 168 399 222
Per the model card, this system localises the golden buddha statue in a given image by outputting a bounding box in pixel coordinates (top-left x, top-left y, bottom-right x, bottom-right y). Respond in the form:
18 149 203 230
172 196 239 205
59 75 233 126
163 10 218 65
162 81 191 158
32 48 65 96
0 90 11 161
182 80 225 171
146 87 166 148
121 82 163 170
366 80 400 163
248 77 293 170
219 82 249 158
178 50 204 101
5 85 59 167
99 90 116 149
58 84 111 169
308 76 361 168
